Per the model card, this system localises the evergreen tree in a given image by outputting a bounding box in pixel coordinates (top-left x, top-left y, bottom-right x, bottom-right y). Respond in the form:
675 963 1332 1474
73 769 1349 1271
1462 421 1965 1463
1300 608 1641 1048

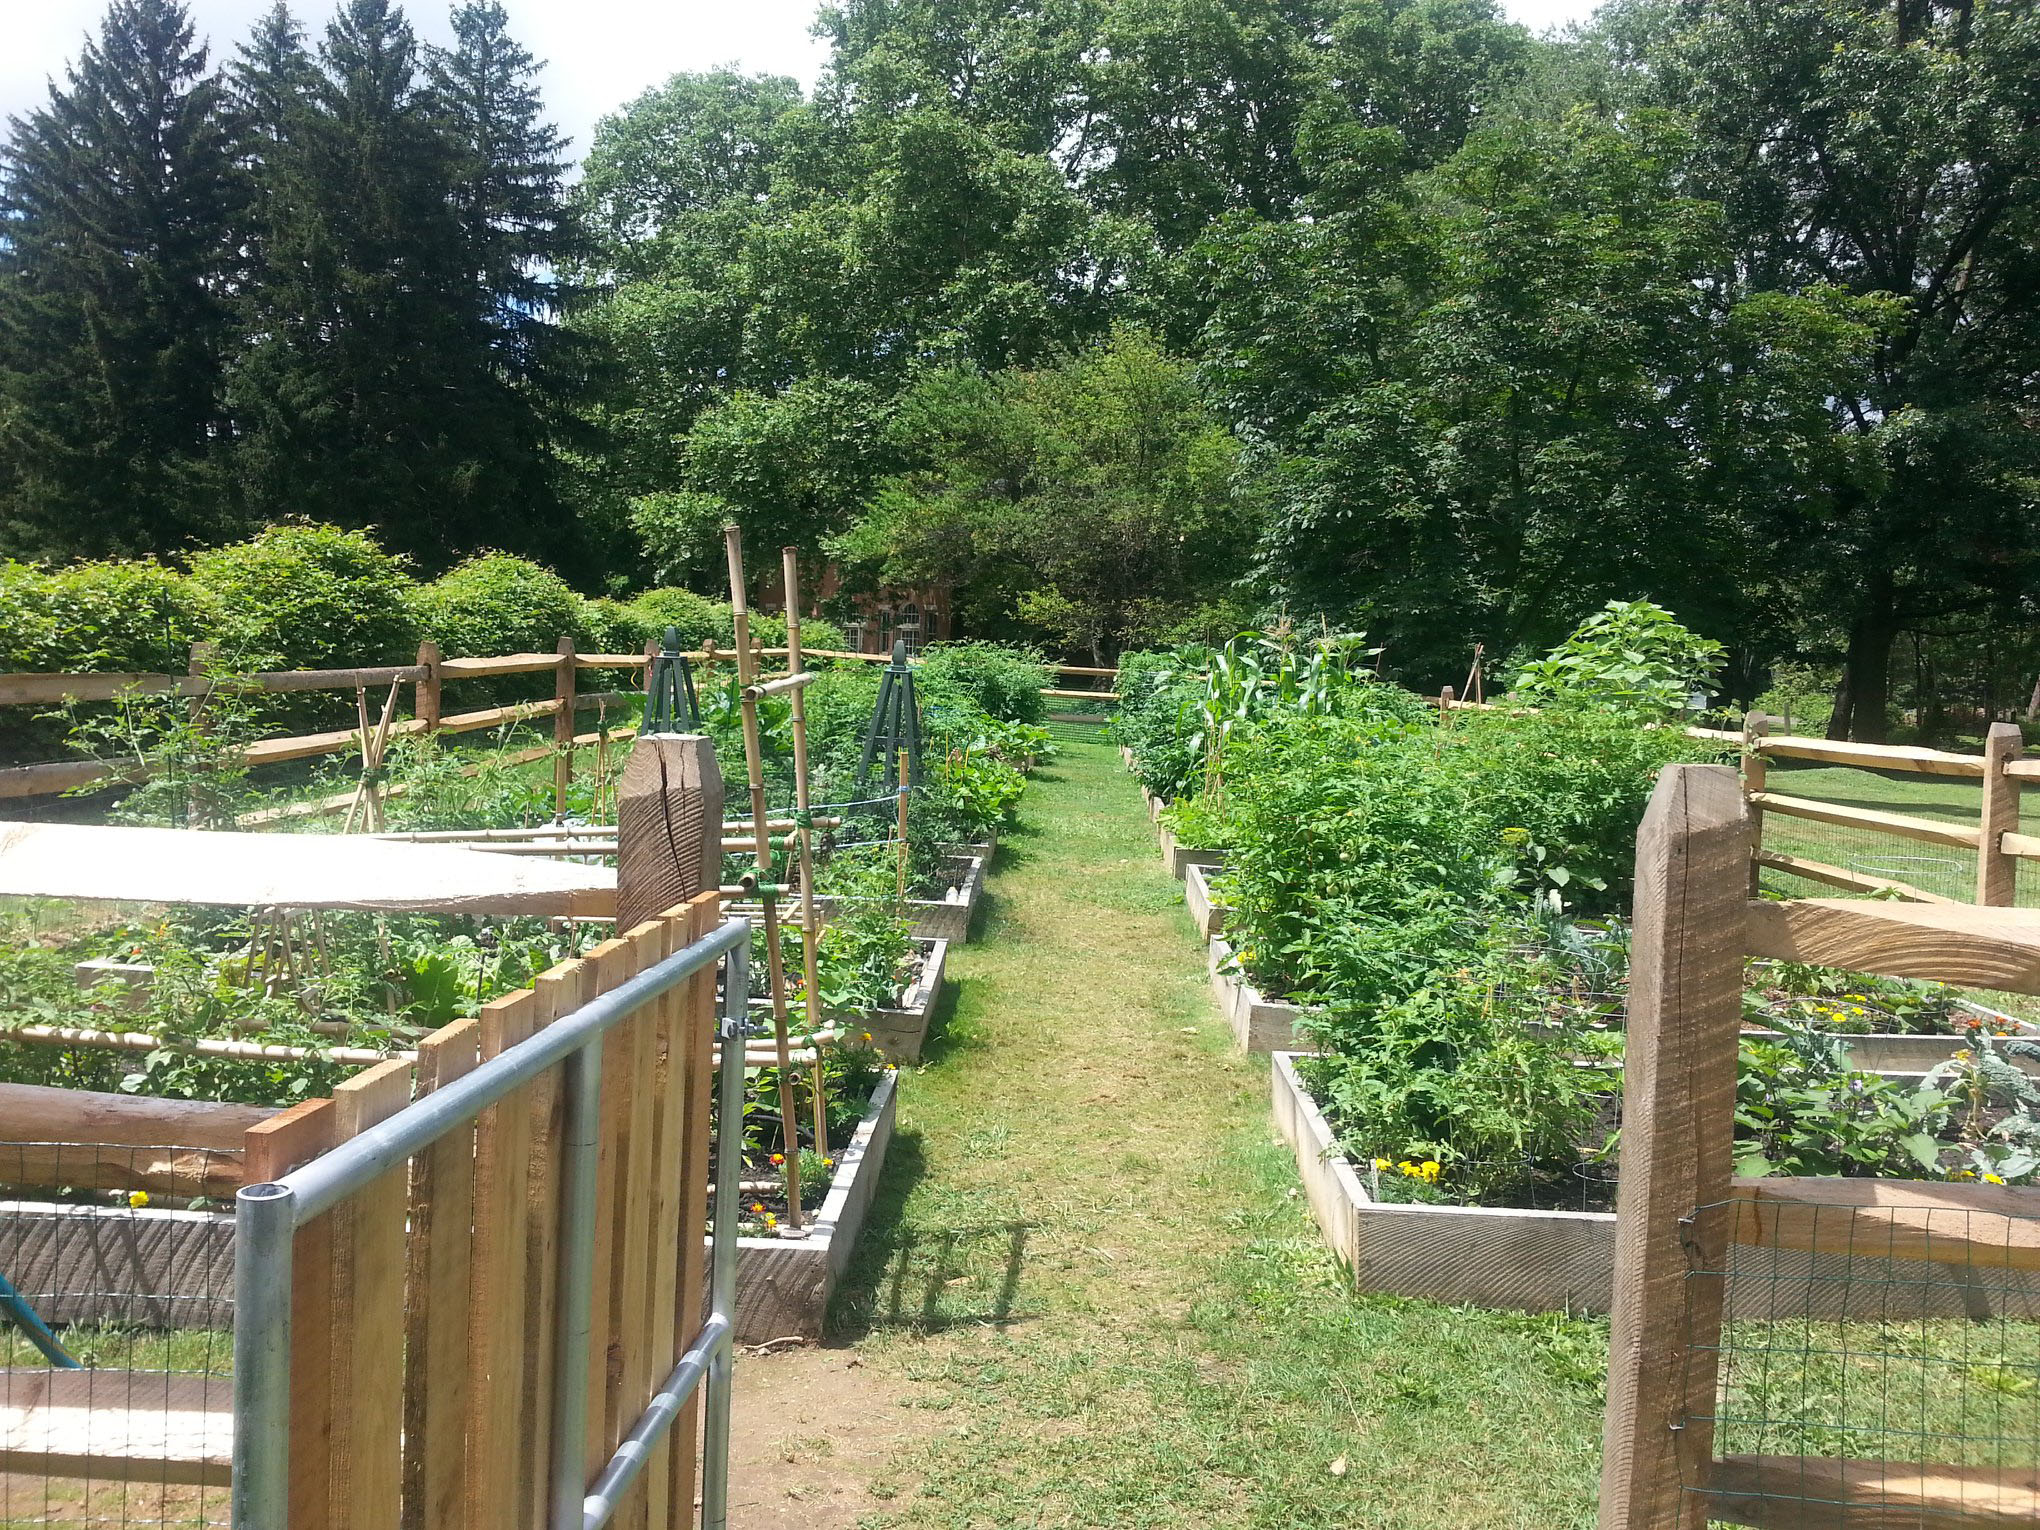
428 2 578 384
228 0 546 568
0 0 241 557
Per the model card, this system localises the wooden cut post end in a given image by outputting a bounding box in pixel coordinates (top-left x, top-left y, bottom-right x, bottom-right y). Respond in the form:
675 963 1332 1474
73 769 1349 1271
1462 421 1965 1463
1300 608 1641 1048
615 735 725 934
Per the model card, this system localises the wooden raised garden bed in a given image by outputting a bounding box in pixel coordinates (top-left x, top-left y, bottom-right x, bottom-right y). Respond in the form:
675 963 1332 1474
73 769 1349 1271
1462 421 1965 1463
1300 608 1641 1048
1207 937 1301 1053
1271 1051 2039 1320
1158 824 1223 881
1184 861 1229 939
861 937 950 1064
819 855 985 945
727 1066 898 1343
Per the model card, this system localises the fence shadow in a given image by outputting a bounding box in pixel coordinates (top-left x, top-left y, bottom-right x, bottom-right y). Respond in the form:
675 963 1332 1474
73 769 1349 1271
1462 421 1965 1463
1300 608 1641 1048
827 1130 1034 1338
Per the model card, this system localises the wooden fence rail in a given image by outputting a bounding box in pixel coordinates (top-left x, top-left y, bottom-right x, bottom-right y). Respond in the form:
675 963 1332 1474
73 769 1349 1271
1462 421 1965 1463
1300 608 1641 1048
0 638 1122 813
1739 713 2026 906
1599 763 2040 1530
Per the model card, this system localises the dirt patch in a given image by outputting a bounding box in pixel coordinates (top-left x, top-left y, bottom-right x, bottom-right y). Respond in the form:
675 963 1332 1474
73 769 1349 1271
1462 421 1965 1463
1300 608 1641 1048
726 1342 931 1529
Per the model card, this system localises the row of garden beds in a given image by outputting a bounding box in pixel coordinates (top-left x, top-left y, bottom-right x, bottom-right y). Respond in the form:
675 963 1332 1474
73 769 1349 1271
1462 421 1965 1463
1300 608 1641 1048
1123 739 2040 1319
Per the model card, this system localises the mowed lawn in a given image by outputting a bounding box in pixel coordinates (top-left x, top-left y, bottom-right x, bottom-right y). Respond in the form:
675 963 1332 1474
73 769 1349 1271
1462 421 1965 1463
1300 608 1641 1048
828 734 1610 1529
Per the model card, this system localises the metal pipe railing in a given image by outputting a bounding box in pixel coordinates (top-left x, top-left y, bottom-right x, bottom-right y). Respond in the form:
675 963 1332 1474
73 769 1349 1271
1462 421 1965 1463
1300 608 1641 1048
231 916 753 1530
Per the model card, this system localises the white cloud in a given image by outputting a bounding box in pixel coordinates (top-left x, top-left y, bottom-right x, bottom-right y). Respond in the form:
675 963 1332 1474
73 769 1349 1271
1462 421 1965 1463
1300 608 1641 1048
2 0 1597 170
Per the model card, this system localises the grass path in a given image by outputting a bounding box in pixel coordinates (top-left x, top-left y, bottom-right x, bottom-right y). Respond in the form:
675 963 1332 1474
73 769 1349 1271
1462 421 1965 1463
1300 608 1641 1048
794 734 1610 1529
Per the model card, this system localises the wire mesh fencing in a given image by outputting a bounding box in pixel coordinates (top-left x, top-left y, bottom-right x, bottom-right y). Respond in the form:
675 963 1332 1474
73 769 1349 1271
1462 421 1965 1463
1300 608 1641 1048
1676 1196 2040 1527
0 1141 235 1529
1755 758 2040 907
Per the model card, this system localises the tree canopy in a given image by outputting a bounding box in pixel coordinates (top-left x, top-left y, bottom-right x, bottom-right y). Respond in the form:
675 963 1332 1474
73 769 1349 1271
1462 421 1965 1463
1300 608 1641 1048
5 0 2039 739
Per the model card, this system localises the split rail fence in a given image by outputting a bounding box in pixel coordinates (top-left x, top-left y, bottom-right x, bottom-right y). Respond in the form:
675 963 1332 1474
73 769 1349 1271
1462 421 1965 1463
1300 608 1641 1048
0 642 1120 816
1599 763 2040 1529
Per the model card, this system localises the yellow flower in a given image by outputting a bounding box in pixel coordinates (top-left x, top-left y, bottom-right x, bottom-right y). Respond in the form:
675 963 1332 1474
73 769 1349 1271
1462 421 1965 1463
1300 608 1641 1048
1420 1161 1441 1182
764 1213 778 1228
823 1158 835 1169
1372 1157 1390 1171
1985 1173 2006 1185
750 1201 765 1213
127 1190 150 1209
861 1031 873 1043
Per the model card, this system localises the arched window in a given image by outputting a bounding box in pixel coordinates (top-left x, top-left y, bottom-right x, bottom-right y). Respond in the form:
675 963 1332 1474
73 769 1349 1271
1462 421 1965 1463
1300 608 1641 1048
897 601 924 654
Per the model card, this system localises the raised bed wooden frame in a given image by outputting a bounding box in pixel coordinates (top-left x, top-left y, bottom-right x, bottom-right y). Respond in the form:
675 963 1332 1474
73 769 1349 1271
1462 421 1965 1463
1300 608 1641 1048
861 937 951 1064
1207 936 1301 1053
727 1067 898 1343
1271 1051 2038 1321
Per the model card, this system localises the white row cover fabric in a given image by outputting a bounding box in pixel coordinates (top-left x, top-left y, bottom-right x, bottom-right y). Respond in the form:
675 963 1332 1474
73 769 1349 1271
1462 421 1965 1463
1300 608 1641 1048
0 821 616 917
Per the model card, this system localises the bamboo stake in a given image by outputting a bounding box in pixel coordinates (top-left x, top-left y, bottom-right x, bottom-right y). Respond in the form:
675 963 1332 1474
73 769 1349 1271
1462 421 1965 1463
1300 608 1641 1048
896 749 910 905
781 546 830 1163
725 524 804 1231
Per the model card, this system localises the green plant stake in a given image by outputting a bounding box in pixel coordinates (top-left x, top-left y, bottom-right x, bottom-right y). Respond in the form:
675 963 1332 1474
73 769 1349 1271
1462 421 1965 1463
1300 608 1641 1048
857 639 924 793
643 625 702 735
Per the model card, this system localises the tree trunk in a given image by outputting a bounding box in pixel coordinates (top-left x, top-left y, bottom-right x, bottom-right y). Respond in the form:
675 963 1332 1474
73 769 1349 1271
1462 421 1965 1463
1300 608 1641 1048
1841 606 1898 743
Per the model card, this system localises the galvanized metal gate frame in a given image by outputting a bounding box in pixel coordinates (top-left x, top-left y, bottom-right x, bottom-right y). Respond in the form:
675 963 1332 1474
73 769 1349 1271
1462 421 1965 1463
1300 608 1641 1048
230 917 753 1530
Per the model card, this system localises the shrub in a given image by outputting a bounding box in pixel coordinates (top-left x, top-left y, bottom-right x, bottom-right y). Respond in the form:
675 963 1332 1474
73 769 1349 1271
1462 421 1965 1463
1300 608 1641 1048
621 588 728 648
0 559 219 762
189 524 419 672
915 641 1050 723
413 553 590 659
1508 598 1724 717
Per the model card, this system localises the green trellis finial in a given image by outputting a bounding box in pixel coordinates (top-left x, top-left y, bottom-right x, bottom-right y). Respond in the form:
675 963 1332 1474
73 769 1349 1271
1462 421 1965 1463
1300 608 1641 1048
856 638 923 793
643 626 701 735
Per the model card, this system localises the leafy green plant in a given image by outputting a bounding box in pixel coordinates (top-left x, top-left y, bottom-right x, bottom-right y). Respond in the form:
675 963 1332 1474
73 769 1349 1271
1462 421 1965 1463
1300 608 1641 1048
917 641 1051 724
1733 1024 1951 1179
1508 599 1724 718
808 849 917 1011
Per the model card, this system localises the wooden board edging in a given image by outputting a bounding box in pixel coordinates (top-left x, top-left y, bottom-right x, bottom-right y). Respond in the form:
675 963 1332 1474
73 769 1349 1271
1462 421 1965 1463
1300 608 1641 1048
724 1068 899 1343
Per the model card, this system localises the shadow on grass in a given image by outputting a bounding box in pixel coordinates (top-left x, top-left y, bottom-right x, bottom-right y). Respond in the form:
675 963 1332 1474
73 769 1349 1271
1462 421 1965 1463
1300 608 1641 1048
829 1129 1035 1339
915 964 975 1068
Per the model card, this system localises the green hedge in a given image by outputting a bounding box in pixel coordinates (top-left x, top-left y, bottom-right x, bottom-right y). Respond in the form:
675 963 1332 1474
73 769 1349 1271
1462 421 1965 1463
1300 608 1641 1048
189 525 421 672
0 524 850 765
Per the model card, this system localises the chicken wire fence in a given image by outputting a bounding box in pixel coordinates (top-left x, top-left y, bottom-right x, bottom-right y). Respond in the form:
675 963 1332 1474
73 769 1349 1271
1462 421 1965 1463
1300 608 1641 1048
1756 760 2040 908
1674 1197 2040 1528
1 1141 234 1529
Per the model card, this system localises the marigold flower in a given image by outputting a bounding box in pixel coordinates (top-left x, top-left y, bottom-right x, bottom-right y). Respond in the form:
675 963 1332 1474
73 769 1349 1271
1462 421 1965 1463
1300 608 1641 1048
770 1153 784 1165
750 1201 765 1213
1372 1157 1390 1171
764 1213 778 1228
127 1190 150 1209
1985 1173 2006 1185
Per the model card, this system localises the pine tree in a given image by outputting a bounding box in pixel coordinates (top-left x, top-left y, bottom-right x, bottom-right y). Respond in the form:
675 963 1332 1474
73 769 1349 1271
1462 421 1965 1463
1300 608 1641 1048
425 1 589 568
429 1 578 383
0 0 241 557
228 0 510 566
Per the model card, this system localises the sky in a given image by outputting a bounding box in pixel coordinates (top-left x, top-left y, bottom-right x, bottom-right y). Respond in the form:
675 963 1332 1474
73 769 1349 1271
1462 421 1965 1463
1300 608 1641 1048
2 0 1602 166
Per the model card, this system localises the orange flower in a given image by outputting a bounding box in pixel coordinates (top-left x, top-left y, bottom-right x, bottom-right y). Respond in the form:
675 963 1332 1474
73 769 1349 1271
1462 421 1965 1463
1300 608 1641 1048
770 1153 785 1165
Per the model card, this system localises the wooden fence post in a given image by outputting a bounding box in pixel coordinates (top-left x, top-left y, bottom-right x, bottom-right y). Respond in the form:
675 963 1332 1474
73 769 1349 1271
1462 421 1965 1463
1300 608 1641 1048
415 641 442 738
1977 720 2022 906
615 734 724 934
555 636 577 820
1598 764 1748 1530
1741 710 1768 897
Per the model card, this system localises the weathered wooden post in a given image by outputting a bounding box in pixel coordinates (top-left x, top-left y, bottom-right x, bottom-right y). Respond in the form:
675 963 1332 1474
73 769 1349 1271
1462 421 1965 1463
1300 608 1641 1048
553 635 577 820
1977 721 2023 906
414 640 442 737
1598 763 1747 1530
1741 710 1769 896
614 734 722 936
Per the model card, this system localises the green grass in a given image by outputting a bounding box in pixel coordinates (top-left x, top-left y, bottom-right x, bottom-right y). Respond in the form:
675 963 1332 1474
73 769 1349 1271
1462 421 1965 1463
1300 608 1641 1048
832 737 1612 1528
1760 759 2040 906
